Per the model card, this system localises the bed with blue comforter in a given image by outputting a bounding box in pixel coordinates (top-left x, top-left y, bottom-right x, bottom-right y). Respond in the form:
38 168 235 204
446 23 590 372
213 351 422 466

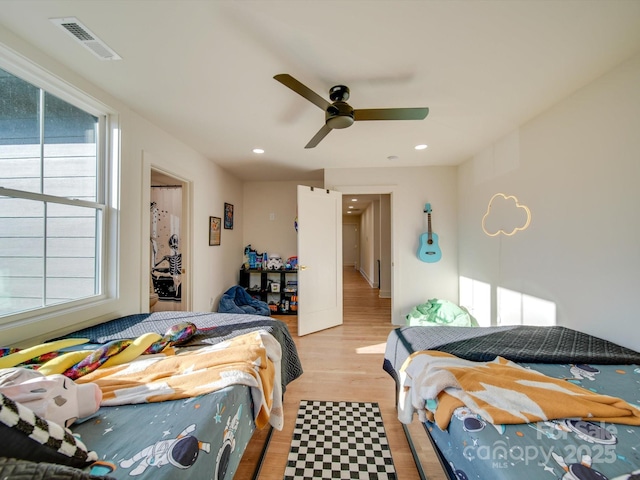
384 325 640 480
0 312 302 480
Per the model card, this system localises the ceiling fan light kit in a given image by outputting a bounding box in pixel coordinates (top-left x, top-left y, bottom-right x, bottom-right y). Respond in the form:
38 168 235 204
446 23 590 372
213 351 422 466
274 74 429 148
326 102 354 129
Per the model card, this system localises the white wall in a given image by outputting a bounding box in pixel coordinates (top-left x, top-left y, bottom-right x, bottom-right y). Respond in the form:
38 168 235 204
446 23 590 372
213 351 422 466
1 29 244 345
457 53 640 350
324 167 459 324
242 180 323 263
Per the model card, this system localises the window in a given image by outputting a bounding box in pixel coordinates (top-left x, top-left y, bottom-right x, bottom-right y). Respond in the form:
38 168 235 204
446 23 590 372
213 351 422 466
0 65 111 320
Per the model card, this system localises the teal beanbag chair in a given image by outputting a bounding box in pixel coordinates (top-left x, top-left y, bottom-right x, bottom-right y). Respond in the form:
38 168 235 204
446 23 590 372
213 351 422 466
406 298 478 327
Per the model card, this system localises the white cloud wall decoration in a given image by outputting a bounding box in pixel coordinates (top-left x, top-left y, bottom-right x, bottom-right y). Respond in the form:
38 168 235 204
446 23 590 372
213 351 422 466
482 193 531 237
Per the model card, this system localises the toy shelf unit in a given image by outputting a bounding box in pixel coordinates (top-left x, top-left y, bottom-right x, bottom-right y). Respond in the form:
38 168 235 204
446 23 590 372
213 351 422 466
239 269 298 315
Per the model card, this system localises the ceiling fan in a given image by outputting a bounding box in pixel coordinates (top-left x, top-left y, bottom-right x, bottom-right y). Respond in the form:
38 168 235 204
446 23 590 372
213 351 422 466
274 73 429 148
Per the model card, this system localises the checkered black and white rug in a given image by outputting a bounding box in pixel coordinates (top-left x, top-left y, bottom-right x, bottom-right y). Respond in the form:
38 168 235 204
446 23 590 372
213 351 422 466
283 400 397 480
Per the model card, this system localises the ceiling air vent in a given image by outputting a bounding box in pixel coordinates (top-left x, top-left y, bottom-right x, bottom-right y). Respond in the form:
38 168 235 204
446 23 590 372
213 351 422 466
50 17 121 60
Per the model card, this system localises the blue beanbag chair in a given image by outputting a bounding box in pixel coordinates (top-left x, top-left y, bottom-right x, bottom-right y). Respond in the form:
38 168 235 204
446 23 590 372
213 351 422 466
217 285 270 316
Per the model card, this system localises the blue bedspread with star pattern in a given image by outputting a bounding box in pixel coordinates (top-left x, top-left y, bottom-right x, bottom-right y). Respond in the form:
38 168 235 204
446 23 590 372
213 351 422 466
61 312 301 480
384 326 640 480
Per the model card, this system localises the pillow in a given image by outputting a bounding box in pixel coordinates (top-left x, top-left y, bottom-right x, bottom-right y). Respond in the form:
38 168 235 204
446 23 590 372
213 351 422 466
0 392 98 467
0 338 89 369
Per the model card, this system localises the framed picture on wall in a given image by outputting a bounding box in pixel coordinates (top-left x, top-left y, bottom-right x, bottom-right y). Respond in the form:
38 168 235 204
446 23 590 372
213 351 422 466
224 203 234 229
209 216 221 246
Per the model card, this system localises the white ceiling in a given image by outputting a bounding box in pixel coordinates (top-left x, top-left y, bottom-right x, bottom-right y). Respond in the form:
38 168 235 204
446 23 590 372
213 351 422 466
1 1 640 184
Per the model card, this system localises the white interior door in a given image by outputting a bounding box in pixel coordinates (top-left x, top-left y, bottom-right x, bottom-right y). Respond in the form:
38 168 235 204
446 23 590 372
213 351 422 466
342 223 359 268
297 185 343 336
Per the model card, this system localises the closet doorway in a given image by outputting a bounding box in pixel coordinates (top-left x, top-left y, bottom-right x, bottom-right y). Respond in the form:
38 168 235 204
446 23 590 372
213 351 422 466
149 169 189 312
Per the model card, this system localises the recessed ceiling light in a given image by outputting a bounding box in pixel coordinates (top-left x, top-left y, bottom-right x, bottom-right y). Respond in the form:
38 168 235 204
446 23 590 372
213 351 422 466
252 148 265 154
351 198 358 202
347 211 352 214
414 144 428 150
348 206 354 209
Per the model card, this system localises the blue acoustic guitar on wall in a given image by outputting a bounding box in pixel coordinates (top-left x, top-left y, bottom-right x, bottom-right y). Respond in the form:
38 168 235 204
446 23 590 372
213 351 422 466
417 203 442 262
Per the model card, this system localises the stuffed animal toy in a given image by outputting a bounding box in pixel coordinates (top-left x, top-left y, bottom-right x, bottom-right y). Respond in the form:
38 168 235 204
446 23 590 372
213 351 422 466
0 367 102 427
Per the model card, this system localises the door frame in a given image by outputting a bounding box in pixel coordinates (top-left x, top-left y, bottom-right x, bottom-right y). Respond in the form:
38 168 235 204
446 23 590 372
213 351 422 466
141 152 193 312
332 185 397 323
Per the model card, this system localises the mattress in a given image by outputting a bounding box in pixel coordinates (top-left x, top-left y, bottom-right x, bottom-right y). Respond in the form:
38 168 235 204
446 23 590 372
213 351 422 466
73 384 255 479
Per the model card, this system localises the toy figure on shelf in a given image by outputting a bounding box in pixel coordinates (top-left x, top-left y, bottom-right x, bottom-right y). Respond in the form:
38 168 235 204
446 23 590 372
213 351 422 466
267 254 283 270
244 245 256 269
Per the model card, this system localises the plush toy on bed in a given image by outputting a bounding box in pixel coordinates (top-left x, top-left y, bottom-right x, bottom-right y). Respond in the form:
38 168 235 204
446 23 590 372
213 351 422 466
0 367 102 428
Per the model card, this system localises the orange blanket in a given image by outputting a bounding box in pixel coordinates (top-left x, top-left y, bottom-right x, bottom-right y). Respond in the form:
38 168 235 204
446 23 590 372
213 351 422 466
399 350 640 430
76 330 283 430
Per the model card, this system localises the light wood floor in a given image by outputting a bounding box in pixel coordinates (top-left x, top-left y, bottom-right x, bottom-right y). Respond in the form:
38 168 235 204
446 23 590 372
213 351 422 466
237 266 448 479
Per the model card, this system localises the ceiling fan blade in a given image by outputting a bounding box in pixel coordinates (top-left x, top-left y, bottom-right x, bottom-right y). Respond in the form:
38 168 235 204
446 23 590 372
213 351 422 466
354 107 429 121
305 124 332 149
274 74 330 111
